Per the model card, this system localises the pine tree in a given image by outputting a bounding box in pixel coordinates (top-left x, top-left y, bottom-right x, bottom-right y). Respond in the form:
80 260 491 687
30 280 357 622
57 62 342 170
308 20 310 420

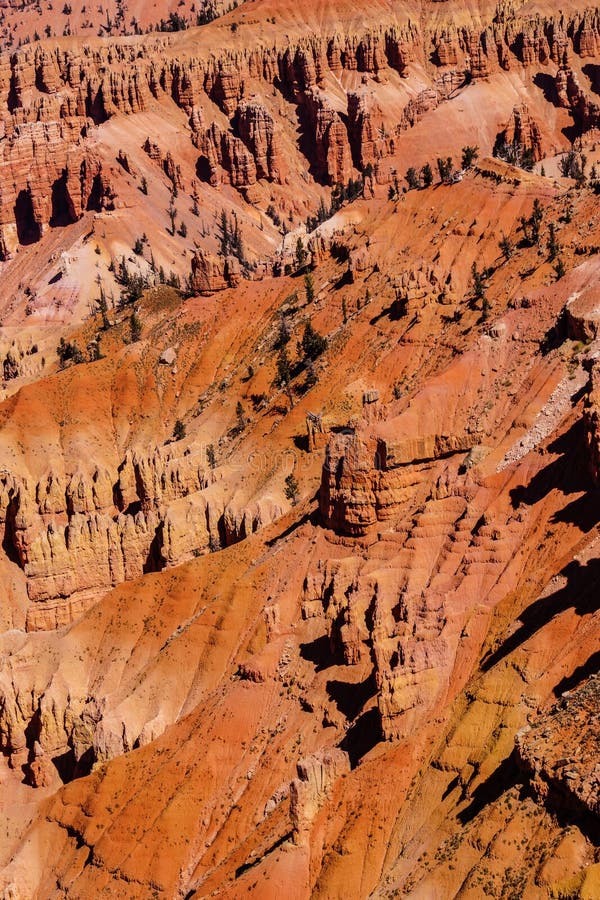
405 167 421 190
547 223 560 261
302 322 327 361
236 400 245 430
304 273 315 303
284 472 299 505
499 234 513 261
206 444 216 469
219 208 229 256
421 163 433 187
295 237 307 270
130 312 142 342
461 145 479 168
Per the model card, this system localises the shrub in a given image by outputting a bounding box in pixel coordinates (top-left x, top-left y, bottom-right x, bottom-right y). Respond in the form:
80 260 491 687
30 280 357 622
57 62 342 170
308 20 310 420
405 167 421 190
57 337 83 368
421 163 433 187
206 444 216 468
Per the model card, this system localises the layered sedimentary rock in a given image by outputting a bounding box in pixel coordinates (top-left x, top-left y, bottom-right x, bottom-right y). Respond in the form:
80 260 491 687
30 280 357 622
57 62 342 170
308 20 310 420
497 104 544 161
319 426 473 536
0 444 279 630
142 138 183 188
1 4 600 248
190 247 241 292
235 100 286 183
302 89 353 185
290 749 350 842
0 120 114 258
555 66 600 130
347 89 394 170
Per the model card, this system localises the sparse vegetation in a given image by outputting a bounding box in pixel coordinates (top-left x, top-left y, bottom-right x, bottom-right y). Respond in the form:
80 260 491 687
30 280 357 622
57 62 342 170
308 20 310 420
520 199 543 247
130 312 142 342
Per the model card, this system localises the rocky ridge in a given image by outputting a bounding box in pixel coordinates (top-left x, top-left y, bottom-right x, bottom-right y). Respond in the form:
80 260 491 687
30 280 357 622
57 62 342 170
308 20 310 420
2 3 600 256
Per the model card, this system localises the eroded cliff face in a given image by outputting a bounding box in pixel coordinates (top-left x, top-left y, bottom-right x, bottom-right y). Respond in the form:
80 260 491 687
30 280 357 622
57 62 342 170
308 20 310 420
0 441 286 630
1 2 600 896
2 3 600 255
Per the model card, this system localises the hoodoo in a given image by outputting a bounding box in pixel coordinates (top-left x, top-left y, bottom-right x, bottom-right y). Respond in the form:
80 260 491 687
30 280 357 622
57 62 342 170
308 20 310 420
0 0 600 897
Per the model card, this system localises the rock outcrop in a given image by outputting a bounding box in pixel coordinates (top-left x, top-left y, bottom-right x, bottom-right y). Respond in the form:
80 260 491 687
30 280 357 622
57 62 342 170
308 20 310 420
1 4 598 248
496 105 544 161
190 248 241 293
516 675 600 819
584 351 600 485
290 749 350 842
0 444 281 630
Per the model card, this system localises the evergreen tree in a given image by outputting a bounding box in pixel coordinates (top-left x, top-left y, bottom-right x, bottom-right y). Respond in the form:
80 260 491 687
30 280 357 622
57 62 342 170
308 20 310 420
304 272 315 303
206 444 216 469
421 163 433 187
302 322 327 361
284 472 299 505
295 237 307 270
461 145 479 168
499 234 513 260
130 312 142 342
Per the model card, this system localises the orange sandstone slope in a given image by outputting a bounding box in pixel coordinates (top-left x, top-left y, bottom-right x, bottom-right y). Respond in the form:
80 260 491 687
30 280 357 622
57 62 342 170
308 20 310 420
1 0 600 897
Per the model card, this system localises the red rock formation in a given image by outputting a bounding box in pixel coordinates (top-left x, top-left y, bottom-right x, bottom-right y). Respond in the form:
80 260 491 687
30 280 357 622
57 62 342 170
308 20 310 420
497 105 544 162
235 100 285 182
347 89 393 170
142 138 183 188
516 676 600 819
194 121 258 188
583 352 600 485
555 66 600 129
190 247 241 292
302 89 353 185
290 749 350 842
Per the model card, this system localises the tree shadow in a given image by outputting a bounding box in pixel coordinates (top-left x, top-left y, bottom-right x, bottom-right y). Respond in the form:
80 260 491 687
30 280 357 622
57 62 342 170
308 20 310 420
481 557 600 671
